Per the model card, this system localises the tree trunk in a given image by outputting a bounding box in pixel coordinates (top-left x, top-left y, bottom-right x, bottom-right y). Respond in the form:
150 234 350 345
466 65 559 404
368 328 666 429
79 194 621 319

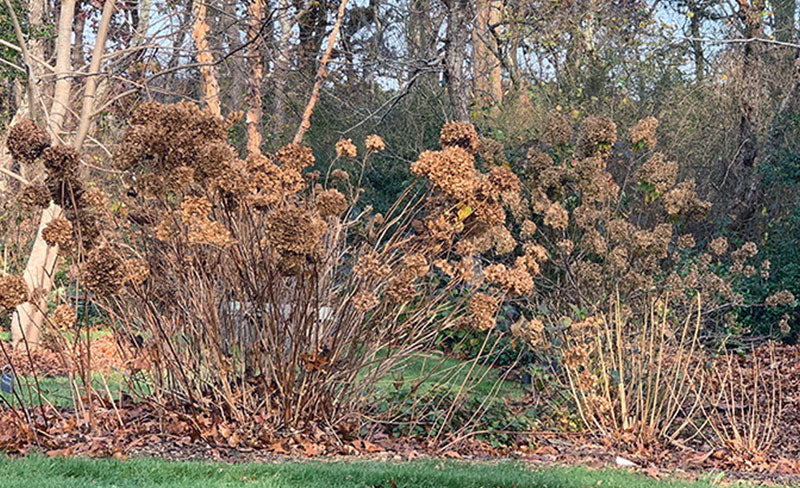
773 0 795 43
272 0 294 136
192 0 222 116
246 0 265 156
443 0 471 121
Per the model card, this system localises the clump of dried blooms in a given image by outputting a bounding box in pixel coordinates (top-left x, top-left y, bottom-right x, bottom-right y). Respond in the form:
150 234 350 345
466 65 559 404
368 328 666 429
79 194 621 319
315 188 348 217
636 153 677 194
563 345 589 369
41 217 73 246
51 304 77 329
352 291 379 312
766 290 795 307
577 115 617 157
124 259 150 286
520 219 537 239
42 145 80 177
332 169 349 181
18 184 51 209
6 119 50 164
468 293 499 331
365 134 385 152
411 147 477 201
543 109 573 146
511 317 545 345
484 263 534 296
335 138 357 158
629 116 659 150
488 166 520 193
477 136 505 164
265 206 326 258
439 121 479 153
354 253 391 279
662 179 710 218
276 143 314 171
544 202 569 229
82 247 127 297
0 275 29 311
677 234 696 249
709 237 729 256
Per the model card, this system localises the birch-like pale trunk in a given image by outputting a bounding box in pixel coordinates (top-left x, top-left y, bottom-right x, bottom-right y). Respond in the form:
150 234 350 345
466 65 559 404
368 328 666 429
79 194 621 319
192 0 222 116
11 0 115 349
246 0 265 156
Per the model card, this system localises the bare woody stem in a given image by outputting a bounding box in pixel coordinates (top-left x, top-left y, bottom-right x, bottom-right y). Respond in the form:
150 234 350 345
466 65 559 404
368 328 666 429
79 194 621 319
293 0 350 145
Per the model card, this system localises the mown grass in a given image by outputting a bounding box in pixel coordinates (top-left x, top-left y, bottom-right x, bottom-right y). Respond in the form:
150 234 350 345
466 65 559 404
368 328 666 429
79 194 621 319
0 456 784 488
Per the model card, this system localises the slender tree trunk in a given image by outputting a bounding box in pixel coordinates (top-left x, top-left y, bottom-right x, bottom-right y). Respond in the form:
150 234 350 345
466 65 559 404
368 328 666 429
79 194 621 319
688 0 705 83
272 0 293 136
443 0 471 121
192 0 222 116
246 0 265 155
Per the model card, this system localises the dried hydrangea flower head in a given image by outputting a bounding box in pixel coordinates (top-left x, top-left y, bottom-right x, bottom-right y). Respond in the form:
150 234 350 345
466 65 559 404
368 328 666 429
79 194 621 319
264 205 327 259
544 202 569 230
411 147 477 201
662 179 711 218
709 237 729 256
636 153 677 194
42 145 81 178
468 292 500 331
629 116 659 150
331 169 349 181
124 259 150 286
364 134 385 152
315 189 348 217
82 246 127 297
352 291 379 312
576 115 617 158
18 184 51 209
51 304 77 329
6 119 50 164
335 138 358 158
0 275 29 311
41 217 73 246
543 109 573 146
765 290 795 307
277 143 314 171
439 121 479 154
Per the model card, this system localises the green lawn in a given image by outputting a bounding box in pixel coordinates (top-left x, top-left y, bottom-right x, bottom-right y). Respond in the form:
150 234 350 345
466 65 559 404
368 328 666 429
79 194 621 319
0 456 785 488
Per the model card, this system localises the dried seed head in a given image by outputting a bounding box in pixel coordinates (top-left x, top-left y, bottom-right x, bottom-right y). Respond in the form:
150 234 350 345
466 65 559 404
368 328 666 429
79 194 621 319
42 145 80 177
82 247 126 297
18 184 51 209
468 293 499 331
335 138 358 158
544 202 569 229
277 143 314 171
353 291 379 312
124 259 150 286
411 147 477 201
709 237 728 256
264 206 326 257
577 115 617 157
0 275 29 311
439 121 479 153
766 290 795 307
6 119 50 164
543 109 573 146
332 169 349 181
636 153 677 194
42 217 73 246
629 116 659 150
51 304 77 329
315 188 348 217
365 134 386 152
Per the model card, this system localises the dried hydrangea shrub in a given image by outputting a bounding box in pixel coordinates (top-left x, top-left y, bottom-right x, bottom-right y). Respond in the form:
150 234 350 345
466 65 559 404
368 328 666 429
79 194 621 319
6 119 50 164
0 275 29 311
439 121 480 153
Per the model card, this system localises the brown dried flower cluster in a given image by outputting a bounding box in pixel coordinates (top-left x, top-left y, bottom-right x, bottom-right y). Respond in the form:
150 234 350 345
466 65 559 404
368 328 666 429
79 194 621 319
264 206 326 264
439 121 480 153
315 188 348 217
41 217 73 246
332 169 350 181
709 237 729 256
51 304 77 329
352 291 379 312
124 259 150 286
18 184 51 209
765 290 795 307
82 247 127 297
544 202 569 229
629 116 659 150
411 147 477 201
6 119 50 164
510 317 545 345
0 275 29 311
335 138 357 158
365 134 386 152
543 109 573 146
468 292 500 331
576 115 617 157
483 263 534 296
636 153 677 194
276 143 315 171
354 252 392 279
662 179 711 218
